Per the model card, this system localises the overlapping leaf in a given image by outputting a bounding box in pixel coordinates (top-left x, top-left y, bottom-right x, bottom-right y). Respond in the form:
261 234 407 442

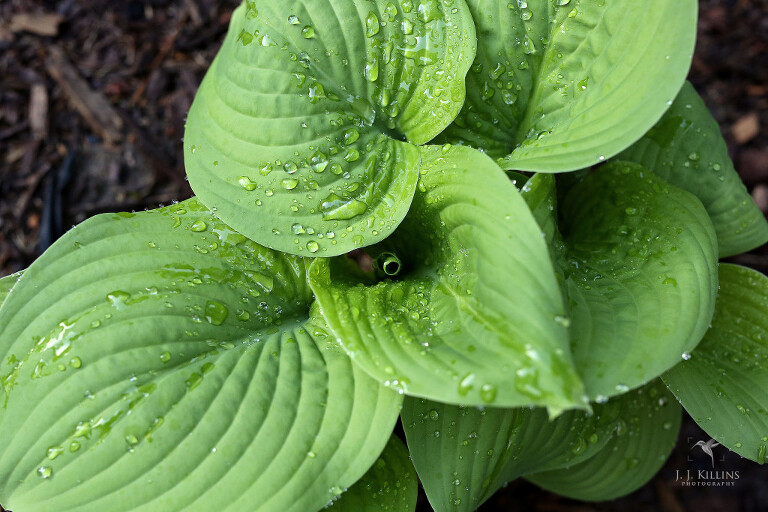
401 396 618 512
327 435 417 512
0 199 402 512
310 145 585 411
519 165 718 399
526 380 681 501
663 264 768 464
439 0 697 171
184 0 476 257
616 82 768 258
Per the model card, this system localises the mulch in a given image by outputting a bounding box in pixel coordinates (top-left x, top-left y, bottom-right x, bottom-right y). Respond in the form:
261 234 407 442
1 0 767 511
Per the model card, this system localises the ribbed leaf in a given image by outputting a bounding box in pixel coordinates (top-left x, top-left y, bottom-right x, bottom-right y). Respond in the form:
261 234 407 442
554 162 718 399
0 199 401 512
439 0 697 171
526 379 682 501
617 82 768 257
310 145 585 411
663 264 768 464
402 396 618 512
327 435 417 512
184 0 476 257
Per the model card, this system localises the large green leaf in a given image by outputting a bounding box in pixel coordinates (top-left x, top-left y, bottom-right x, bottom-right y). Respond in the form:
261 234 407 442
617 82 768 257
0 271 23 310
402 396 618 512
551 162 718 399
184 0 476 257
327 434 417 512
0 199 402 512
663 264 768 464
526 379 681 501
438 0 697 172
310 145 586 411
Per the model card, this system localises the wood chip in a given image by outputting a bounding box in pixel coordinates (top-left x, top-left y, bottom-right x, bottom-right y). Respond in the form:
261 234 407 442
9 12 64 37
732 113 759 144
29 83 48 140
45 46 124 144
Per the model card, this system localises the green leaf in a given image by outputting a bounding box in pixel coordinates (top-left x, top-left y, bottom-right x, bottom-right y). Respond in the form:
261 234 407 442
556 162 718 399
402 397 618 512
663 264 768 464
439 0 697 172
616 81 768 257
0 270 23 310
184 0 476 257
327 434 417 512
526 379 682 501
310 145 586 411
0 199 402 512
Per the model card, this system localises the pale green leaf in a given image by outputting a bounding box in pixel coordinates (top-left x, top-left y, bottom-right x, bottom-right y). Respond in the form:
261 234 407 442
310 145 585 411
402 396 618 512
526 379 682 501
556 162 718 399
663 264 768 464
327 435 417 512
0 199 401 512
184 0 476 257
439 0 697 172
616 81 768 257
0 270 23 311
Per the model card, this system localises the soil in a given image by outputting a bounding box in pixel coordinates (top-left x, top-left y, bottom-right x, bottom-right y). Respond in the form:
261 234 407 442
1 1 767 511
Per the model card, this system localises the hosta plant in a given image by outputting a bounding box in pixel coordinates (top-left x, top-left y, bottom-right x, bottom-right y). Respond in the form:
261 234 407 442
2 1 768 511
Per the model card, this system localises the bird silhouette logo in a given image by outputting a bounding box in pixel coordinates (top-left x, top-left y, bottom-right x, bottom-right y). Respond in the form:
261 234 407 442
691 438 721 468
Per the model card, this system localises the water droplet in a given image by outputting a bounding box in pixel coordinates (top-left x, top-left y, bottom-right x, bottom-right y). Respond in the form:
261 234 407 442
429 409 439 421
190 220 208 232
282 178 299 190
238 176 258 191
204 300 229 326
554 315 571 328
344 148 360 162
47 446 64 460
458 373 475 396
301 26 315 39
758 444 767 464
308 82 326 103
37 466 53 479
69 356 82 369
681 352 692 361
160 351 171 363
364 56 379 82
343 128 360 146
366 12 380 37
288 14 300 25
306 241 320 253
480 384 497 403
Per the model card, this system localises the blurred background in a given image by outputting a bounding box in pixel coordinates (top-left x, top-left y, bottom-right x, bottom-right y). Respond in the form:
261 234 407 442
1 0 767 510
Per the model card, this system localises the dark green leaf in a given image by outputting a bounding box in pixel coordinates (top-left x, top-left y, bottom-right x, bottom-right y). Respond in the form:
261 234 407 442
327 434 417 512
616 81 768 257
556 162 718 399
526 380 681 501
663 264 768 464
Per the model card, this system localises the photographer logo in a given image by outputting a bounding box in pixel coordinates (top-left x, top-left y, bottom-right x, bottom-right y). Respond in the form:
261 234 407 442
674 437 739 487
